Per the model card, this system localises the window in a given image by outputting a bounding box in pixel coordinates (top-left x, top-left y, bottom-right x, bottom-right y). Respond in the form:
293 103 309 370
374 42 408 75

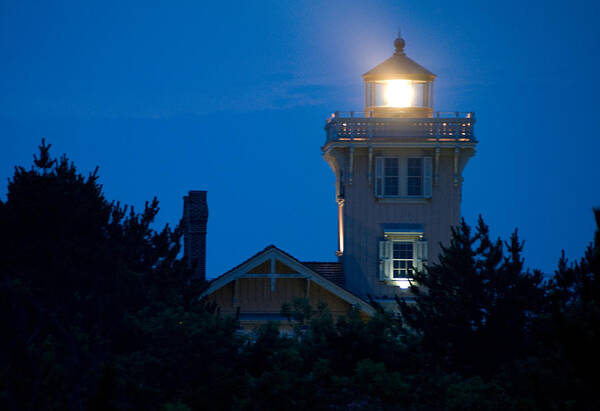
384 158 399 196
392 242 413 278
375 156 432 198
407 158 423 196
365 80 433 109
379 228 428 288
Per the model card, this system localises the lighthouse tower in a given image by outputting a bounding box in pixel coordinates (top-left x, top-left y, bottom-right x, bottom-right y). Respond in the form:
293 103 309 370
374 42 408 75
322 35 477 307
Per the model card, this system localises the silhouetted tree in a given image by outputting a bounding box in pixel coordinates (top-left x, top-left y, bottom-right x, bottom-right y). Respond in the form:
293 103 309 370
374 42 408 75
4 141 600 410
399 216 544 376
0 140 188 410
536 208 600 409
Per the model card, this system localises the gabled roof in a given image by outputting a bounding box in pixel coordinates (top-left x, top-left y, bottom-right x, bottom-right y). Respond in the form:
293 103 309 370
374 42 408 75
303 262 344 287
201 245 375 316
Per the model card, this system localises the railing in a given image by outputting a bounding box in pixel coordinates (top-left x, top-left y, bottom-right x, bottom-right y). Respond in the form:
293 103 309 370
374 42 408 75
325 111 476 143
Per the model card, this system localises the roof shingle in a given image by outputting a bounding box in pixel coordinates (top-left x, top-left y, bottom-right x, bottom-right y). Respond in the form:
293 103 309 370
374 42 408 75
362 53 435 80
302 262 344 287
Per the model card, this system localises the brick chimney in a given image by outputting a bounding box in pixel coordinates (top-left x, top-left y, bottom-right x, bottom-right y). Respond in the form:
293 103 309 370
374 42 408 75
183 190 208 281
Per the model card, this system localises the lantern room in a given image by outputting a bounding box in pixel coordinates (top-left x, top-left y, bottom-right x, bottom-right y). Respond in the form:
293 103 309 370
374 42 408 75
363 35 435 118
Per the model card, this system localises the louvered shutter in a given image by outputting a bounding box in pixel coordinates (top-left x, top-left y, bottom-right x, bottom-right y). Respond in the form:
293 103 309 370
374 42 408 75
378 240 392 280
414 241 422 272
414 240 428 273
424 157 433 198
375 157 383 197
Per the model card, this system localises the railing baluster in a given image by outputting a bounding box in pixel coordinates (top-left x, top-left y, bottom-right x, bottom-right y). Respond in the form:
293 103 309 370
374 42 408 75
325 112 475 142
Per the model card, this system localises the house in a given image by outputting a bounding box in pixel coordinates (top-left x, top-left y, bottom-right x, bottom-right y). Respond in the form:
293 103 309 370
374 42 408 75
183 34 477 328
199 244 375 330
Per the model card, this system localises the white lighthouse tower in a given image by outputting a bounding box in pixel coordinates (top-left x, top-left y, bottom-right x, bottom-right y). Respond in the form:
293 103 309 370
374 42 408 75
322 34 477 308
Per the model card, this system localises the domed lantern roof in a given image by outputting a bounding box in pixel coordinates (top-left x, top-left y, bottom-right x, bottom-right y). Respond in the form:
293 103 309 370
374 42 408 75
363 35 435 117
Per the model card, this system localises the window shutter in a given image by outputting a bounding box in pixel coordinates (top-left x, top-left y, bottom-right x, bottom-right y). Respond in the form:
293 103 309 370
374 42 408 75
414 241 421 272
378 240 387 259
424 156 433 198
414 240 428 272
378 240 392 280
383 258 392 280
375 157 383 197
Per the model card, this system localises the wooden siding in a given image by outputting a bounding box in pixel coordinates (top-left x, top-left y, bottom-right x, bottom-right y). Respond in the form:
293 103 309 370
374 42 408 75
307 281 352 314
326 146 474 299
248 260 270 274
275 260 297 274
208 281 234 311
205 278 353 318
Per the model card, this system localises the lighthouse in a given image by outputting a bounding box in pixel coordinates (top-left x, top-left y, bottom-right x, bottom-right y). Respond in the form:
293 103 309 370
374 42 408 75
322 34 477 308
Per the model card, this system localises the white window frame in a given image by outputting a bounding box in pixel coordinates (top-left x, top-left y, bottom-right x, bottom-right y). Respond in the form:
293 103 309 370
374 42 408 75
379 232 428 289
375 156 432 199
392 241 414 279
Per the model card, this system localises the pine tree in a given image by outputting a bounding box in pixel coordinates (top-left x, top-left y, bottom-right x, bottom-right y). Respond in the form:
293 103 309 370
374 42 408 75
0 141 188 410
542 208 600 408
399 216 544 376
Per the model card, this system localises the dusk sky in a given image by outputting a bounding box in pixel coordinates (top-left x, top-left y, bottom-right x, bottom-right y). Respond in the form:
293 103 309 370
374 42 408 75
1 0 599 277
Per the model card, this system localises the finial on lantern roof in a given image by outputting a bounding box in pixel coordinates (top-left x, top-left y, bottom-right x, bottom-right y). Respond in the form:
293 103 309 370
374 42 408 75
362 28 435 82
394 28 406 55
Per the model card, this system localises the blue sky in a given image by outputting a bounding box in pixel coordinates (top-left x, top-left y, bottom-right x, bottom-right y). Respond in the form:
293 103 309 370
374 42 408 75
1 0 599 276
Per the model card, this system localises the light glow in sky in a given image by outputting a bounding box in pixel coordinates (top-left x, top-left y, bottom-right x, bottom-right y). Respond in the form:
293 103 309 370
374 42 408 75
1 0 599 277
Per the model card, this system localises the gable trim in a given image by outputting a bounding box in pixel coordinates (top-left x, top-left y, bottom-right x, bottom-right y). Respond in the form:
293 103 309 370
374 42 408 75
200 245 376 316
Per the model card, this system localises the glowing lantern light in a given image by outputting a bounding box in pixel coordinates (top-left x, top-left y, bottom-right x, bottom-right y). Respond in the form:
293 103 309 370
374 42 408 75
386 79 413 107
362 34 436 117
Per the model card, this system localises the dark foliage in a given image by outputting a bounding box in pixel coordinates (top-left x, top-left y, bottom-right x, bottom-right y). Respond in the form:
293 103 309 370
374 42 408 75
398 217 545 376
1 142 599 410
0 141 200 410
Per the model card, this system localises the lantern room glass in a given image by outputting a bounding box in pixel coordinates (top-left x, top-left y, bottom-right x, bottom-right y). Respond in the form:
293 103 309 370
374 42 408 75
366 80 433 109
